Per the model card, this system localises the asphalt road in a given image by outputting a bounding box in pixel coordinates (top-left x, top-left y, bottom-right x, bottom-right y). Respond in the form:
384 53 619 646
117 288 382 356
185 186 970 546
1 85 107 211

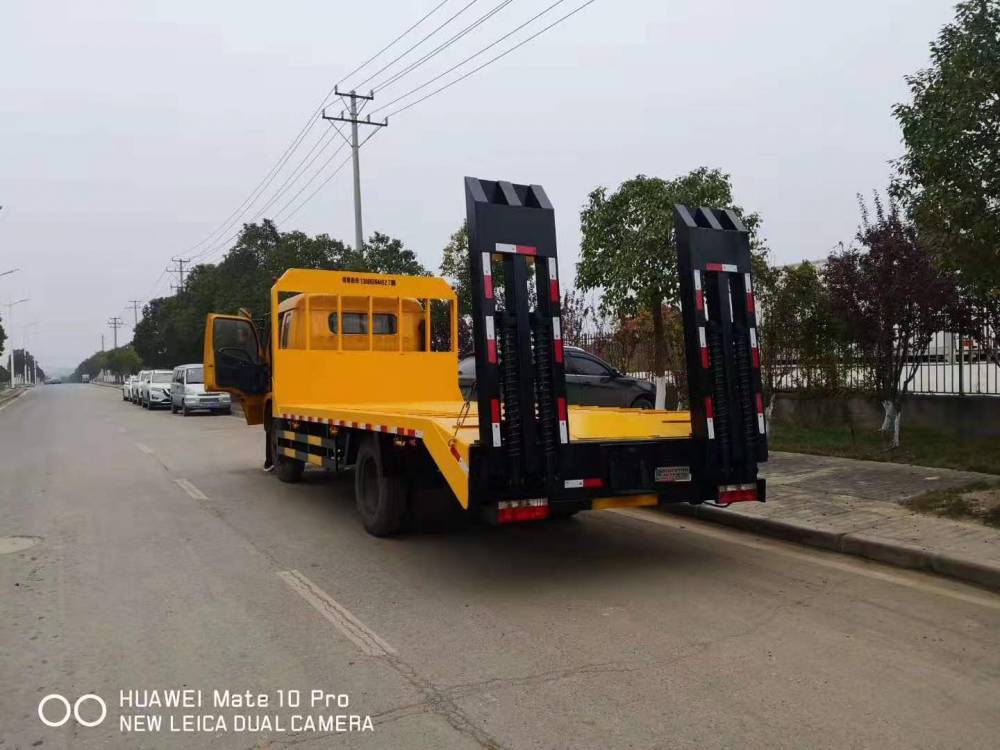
2 384 998 749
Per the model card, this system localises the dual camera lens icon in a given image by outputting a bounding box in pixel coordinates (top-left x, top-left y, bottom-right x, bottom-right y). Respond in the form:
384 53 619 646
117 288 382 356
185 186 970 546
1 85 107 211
38 694 107 728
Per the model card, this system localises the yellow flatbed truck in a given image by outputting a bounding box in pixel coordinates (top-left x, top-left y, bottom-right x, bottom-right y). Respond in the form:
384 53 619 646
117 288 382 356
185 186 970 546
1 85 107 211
204 177 767 535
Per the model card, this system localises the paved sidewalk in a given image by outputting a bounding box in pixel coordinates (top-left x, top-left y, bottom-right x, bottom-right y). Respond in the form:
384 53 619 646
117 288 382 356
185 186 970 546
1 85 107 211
668 451 1000 591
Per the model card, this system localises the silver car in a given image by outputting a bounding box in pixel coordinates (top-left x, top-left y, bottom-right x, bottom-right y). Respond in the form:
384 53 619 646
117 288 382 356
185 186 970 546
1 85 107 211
170 364 231 416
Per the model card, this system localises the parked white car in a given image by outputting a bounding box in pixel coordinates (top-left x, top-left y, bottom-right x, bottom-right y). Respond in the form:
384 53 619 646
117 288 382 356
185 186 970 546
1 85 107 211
140 370 173 409
122 375 138 401
133 370 151 404
169 364 231 416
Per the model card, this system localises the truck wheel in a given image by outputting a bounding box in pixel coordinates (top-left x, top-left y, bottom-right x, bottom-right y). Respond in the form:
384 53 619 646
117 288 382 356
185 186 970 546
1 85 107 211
354 435 406 537
270 417 303 483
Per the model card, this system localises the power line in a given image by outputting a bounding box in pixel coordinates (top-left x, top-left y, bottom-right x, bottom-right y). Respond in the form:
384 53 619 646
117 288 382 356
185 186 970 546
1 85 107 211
374 0 590 119
352 0 483 92
275 133 383 225
188 127 342 262
196 140 351 265
371 0 516 94
164 0 454 266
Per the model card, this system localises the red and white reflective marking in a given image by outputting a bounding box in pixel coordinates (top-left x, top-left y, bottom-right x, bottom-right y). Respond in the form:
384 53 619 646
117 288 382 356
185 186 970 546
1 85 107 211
552 316 563 363
705 262 738 273
548 257 559 302
482 252 494 299
281 414 423 439
495 243 537 256
449 442 469 474
557 397 569 444
564 478 603 489
490 398 502 447
744 272 755 313
704 397 716 440
698 326 709 369
749 327 760 368
497 497 549 523
755 392 766 434
485 315 497 364
693 270 705 317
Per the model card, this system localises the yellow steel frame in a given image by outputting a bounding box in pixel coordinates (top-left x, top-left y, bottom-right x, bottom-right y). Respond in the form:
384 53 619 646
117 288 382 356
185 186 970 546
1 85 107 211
257 268 693 510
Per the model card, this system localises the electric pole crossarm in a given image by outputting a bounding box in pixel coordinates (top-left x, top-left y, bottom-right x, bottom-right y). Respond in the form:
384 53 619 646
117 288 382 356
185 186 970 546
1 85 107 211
318 89 389 256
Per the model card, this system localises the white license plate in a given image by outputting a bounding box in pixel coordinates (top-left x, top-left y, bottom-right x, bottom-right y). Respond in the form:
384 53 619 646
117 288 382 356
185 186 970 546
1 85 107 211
655 466 691 483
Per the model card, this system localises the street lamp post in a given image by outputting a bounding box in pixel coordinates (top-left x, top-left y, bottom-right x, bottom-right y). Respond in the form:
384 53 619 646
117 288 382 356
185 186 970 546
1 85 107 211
4 298 29 388
23 322 39 385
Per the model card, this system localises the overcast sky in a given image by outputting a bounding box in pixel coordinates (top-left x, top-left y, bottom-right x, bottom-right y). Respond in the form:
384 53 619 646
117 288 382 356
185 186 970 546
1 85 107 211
1 0 955 370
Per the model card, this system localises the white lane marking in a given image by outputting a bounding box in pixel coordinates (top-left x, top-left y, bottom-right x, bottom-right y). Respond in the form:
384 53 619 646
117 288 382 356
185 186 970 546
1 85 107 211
277 570 396 657
174 478 208 501
135 442 154 455
611 509 1000 612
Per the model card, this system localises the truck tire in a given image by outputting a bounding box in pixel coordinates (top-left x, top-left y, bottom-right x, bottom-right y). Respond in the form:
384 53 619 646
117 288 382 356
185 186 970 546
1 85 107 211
270 417 304 483
354 435 406 537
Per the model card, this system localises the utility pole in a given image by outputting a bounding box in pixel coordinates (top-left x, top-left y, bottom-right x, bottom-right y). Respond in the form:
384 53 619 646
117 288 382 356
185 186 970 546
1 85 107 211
107 316 123 350
101 333 105 352
322 88 388 254
167 258 190 293
127 299 142 328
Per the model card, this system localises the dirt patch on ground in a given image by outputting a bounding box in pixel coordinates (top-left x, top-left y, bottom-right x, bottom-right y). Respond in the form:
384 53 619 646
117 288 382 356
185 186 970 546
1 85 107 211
906 482 1000 528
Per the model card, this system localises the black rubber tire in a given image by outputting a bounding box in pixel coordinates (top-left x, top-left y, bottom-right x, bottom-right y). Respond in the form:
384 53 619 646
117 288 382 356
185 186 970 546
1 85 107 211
270 417 304 483
354 435 406 537
631 396 654 410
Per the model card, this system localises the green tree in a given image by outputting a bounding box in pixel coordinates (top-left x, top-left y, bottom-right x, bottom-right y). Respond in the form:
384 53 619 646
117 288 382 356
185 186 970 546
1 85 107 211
105 346 142 380
439 222 471 316
577 168 768 376
347 231 426 275
893 0 1000 359
131 222 422 368
760 262 843 397
0 314 6 358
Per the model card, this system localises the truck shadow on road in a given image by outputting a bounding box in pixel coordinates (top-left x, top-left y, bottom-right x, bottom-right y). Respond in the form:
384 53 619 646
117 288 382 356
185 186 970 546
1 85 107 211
256 469 712 591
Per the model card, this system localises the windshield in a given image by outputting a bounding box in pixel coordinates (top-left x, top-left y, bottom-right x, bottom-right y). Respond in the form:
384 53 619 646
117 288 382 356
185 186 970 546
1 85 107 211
186 366 204 384
152 372 172 383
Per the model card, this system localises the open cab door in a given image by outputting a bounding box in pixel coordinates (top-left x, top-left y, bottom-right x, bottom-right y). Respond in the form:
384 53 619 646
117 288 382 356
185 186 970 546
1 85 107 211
204 313 267 425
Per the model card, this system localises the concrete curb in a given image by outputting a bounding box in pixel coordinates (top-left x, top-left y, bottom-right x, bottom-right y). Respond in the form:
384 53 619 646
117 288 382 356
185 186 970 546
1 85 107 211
664 503 1000 593
0 387 27 410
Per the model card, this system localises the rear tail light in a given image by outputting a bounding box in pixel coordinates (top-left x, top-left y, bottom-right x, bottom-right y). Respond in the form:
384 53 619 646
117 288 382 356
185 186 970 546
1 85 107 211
718 483 759 504
497 498 549 523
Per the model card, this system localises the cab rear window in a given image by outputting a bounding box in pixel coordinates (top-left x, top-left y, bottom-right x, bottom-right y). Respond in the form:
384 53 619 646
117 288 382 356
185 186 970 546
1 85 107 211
328 313 397 335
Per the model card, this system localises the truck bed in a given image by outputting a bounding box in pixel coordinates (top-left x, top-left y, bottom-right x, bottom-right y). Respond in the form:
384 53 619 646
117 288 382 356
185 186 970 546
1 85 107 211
274 400 694 509
276 400 692 444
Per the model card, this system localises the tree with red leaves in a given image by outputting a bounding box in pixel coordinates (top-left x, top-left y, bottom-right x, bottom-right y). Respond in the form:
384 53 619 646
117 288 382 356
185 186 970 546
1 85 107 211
825 194 961 447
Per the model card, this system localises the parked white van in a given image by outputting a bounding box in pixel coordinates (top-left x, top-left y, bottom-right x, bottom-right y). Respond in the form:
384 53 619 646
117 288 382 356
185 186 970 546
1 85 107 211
170 364 231 416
